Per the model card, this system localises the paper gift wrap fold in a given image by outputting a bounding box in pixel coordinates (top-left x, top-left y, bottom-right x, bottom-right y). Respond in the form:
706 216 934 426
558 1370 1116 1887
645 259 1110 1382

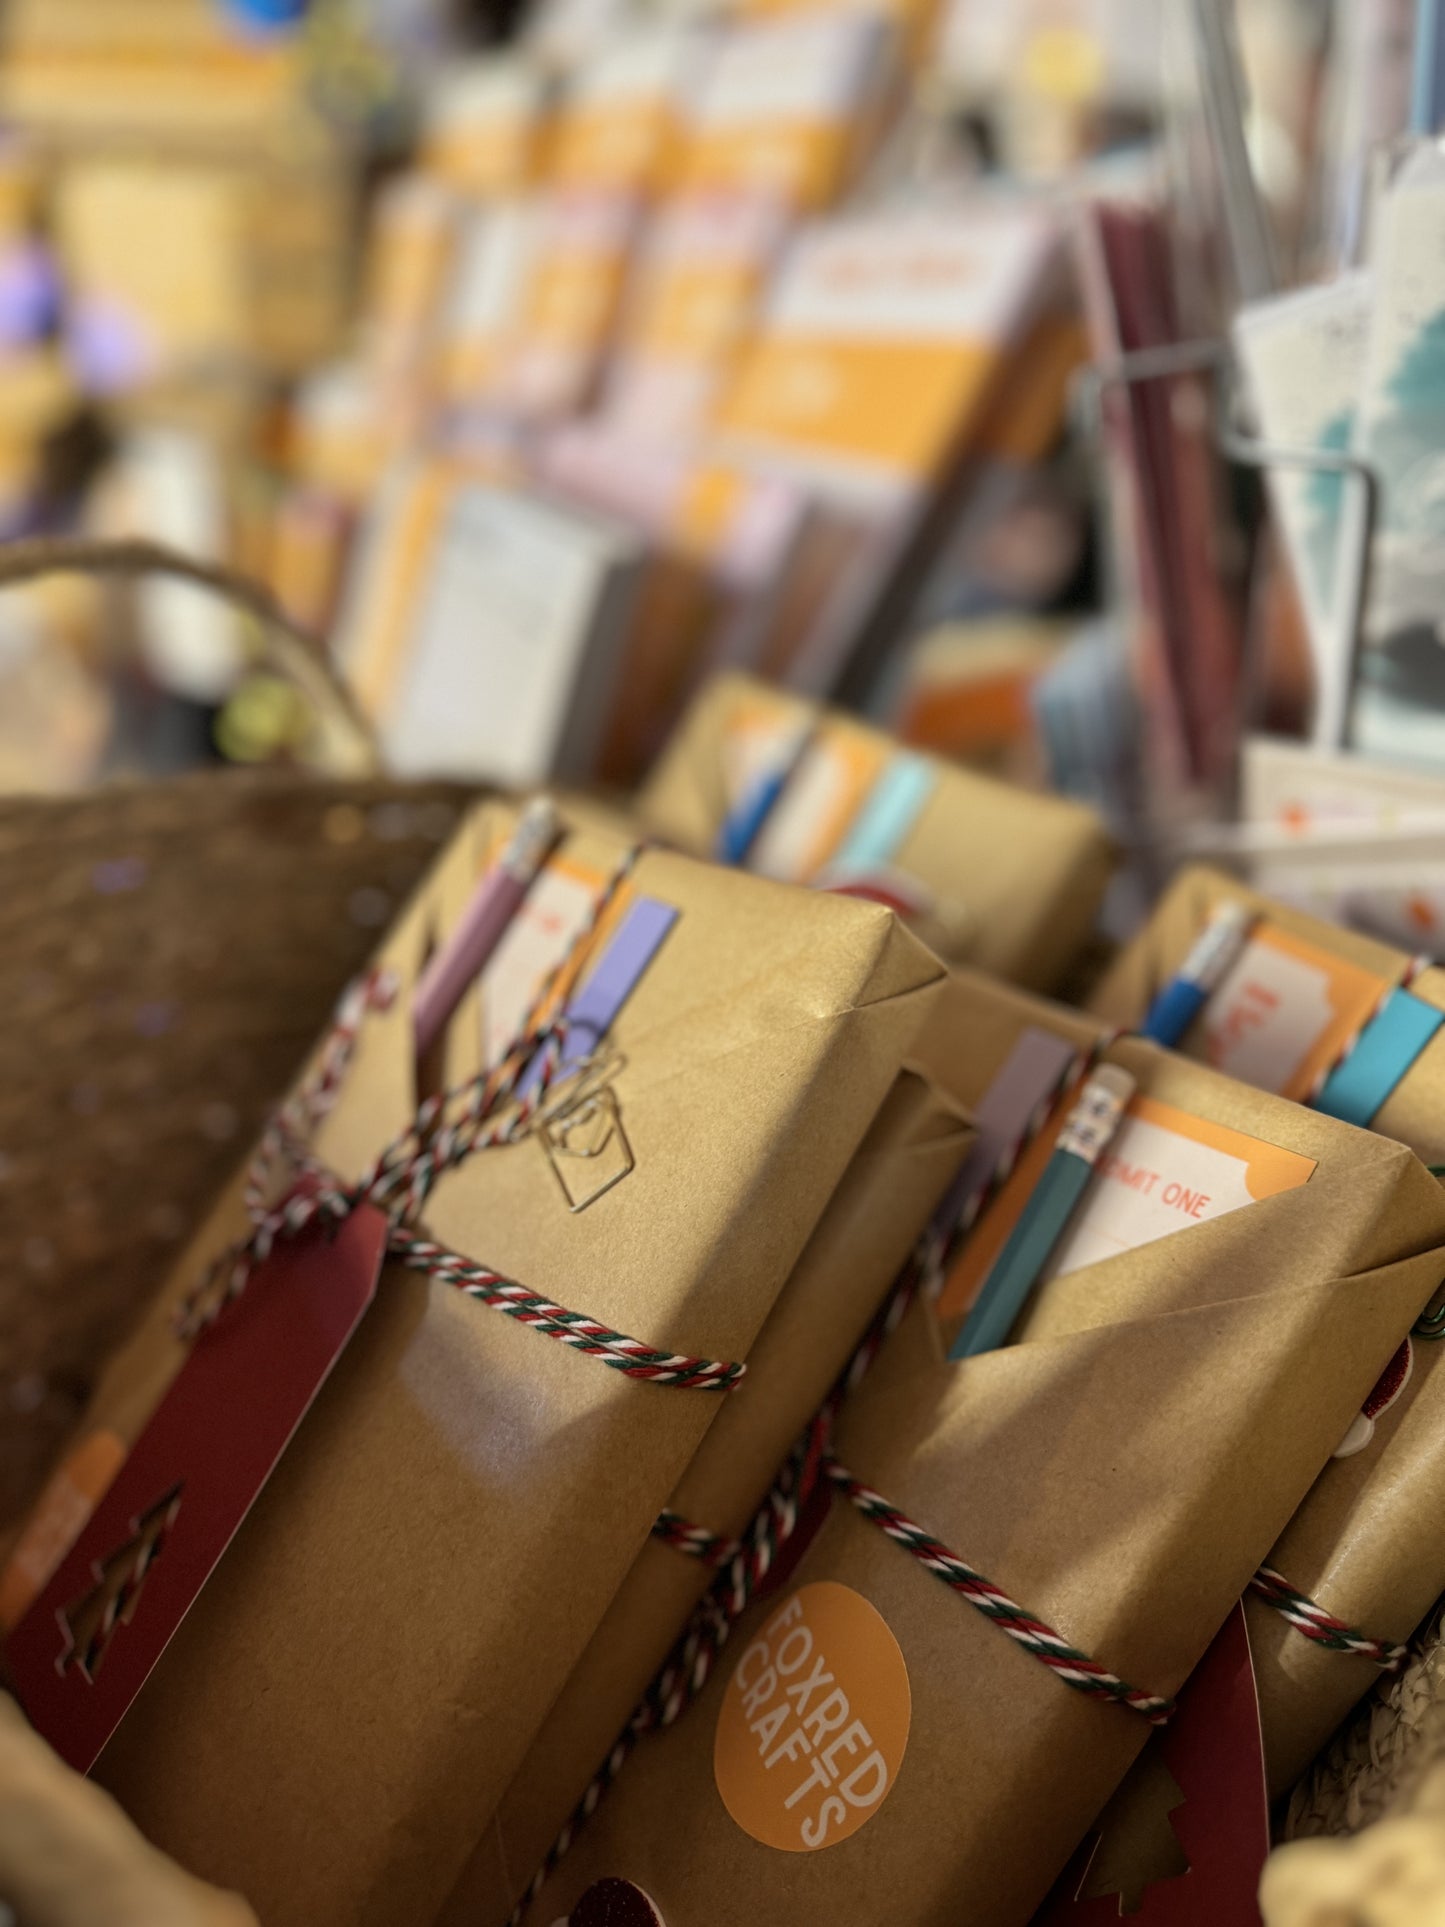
1093 864 1445 1794
638 670 1115 988
3 800 946 1927
439 1051 974 1925
527 972 1445 1927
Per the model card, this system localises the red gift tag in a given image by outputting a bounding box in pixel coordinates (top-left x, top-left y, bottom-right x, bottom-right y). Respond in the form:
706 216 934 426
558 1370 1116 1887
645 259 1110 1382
1034 1604 1269 1926
5 1203 389 1772
567 1879 667 1926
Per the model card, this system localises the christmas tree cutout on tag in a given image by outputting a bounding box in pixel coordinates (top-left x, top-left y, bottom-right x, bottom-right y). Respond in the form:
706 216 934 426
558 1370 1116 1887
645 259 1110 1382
57 1484 183 1682
1079 1749 1191 1911
561 1879 666 1925
1034 1604 1268 1924
5 1204 389 1773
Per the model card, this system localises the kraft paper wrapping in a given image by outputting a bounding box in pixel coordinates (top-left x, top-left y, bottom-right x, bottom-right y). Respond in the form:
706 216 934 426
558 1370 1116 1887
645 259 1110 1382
637 671 1116 989
34 799 945 1926
527 974 1445 1926
1092 866 1445 1794
439 1060 974 1925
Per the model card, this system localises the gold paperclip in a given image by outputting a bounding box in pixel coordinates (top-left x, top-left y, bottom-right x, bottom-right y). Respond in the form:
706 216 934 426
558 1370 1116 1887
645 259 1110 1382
534 1051 635 1212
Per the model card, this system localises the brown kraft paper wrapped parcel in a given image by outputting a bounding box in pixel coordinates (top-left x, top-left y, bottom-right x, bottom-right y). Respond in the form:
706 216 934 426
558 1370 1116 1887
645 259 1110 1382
527 971 1445 1926
9 799 947 1926
1092 865 1445 1795
637 670 1116 988
440 1040 974 1923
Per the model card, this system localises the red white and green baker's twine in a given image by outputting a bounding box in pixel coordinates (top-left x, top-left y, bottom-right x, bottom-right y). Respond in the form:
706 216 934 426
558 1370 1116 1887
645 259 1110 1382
176 842 744 1393
1247 1567 1407 1669
1262 947 1435 1673
507 1037 1175 1926
186 866 1427 1923
516 973 1445 1921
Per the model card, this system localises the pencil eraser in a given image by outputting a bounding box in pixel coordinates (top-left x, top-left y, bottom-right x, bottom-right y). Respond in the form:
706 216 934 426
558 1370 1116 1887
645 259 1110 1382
1089 1064 1136 1104
510 794 563 874
1059 1062 1136 1164
1187 898 1253 990
1211 899 1253 934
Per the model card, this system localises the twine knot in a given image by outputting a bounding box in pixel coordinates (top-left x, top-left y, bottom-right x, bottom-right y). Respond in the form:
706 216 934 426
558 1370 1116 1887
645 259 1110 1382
172 853 745 1392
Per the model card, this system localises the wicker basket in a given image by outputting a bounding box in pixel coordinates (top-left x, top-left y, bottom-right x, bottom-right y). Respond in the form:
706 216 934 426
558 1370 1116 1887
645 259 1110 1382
7 762 1445 1917
1261 1612 1445 1921
0 768 472 1539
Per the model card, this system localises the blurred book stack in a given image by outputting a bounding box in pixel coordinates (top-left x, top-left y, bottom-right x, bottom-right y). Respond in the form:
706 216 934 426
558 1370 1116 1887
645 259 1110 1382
2 0 1445 969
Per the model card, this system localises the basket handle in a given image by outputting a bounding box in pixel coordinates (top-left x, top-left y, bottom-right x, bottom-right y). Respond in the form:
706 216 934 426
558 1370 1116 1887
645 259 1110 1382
0 534 381 773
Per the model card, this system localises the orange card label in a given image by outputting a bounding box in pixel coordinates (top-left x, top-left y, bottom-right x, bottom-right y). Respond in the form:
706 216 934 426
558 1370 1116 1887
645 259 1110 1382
714 1582 911 1852
747 721 888 883
938 1095 1316 1324
1201 926 1389 1102
476 847 632 1066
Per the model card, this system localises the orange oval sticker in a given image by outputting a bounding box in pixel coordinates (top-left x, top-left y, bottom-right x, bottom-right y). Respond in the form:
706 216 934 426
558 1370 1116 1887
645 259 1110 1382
713 1581 910 1853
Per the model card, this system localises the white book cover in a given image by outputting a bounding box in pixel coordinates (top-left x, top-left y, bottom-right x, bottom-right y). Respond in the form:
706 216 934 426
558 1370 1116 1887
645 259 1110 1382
710 201 1062 510
380 484 644 786
1348 142 1445 766
1233 274 1373 726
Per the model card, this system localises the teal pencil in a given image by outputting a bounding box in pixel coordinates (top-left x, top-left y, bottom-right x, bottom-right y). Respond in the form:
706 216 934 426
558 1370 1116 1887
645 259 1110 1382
951 1064 1136 1360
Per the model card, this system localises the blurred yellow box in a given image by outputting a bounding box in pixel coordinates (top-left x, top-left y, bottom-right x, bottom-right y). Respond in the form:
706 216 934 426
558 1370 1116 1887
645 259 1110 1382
53 149 353 381
3 0 357 380
0 0 303 144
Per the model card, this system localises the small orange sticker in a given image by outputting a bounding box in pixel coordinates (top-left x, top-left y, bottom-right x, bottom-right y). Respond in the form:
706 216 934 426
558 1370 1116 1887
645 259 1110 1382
713 1581 910 1853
